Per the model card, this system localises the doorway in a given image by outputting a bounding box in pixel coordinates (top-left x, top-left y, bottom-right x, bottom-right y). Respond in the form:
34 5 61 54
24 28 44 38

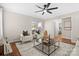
54 19 62 37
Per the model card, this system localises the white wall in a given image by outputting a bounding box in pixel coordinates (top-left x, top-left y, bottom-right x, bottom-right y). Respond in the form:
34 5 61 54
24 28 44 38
0 8 3 40
59 12 79 40
71 13 79 40
3 11 43 42
46 11 79 40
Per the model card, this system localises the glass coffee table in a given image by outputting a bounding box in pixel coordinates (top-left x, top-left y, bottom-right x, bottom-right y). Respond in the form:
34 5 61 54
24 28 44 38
33 37 60 56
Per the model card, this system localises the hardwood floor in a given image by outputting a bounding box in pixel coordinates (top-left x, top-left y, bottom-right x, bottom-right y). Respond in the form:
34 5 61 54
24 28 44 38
54 35 76 45
10 43 21 56
61 38 76 45
10 38 76 56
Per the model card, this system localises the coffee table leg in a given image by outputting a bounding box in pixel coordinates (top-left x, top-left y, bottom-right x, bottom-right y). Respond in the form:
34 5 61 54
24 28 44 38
42 43 43 51
48 45 50 56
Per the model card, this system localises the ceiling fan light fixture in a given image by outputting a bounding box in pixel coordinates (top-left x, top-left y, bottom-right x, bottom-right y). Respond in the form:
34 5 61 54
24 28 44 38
43 10 46 13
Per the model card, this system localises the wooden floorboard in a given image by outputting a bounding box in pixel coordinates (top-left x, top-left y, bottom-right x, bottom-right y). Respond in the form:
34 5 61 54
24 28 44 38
10 43 21 56
62 38 76 45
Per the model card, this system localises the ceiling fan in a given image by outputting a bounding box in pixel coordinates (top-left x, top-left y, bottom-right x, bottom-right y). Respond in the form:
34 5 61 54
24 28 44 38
35 3 58 15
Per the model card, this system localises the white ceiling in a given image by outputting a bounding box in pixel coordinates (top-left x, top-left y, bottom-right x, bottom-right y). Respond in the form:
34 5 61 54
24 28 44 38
1 3 79 20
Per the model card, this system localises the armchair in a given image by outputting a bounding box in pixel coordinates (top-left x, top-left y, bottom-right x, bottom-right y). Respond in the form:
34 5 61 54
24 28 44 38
20 30 33 43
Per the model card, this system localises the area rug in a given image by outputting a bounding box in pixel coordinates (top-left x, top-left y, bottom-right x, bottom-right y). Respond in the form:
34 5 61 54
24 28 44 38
16 42 75 56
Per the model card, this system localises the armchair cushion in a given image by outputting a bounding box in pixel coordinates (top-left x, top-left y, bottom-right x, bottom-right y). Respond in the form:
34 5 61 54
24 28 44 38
20 34 33 43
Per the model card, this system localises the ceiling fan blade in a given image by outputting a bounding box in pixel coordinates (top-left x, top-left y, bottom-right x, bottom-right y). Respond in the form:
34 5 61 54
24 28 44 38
44 5 47 9
47 3 51 8
36 5 43 9
47 10 52 14
42 12 45 15
47 7 58 10
35 10 44 13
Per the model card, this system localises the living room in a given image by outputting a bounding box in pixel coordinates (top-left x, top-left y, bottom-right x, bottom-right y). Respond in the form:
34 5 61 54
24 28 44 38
0 3 79 56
